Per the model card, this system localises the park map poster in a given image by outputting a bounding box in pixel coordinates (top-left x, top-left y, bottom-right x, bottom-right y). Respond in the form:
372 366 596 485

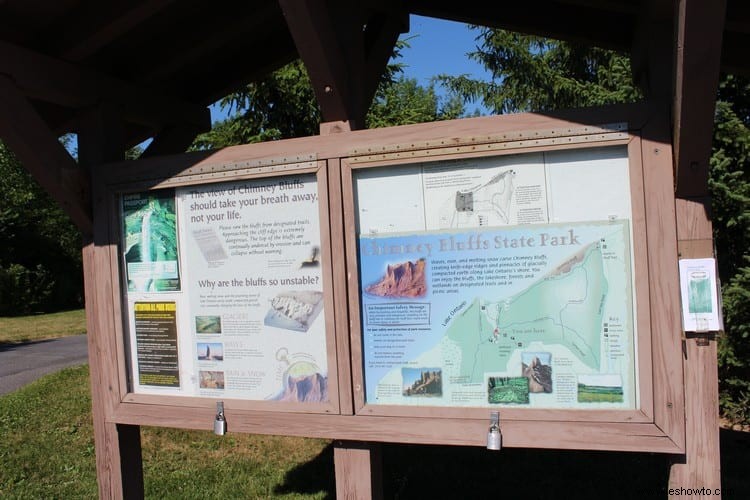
355 147 639 409
122 174 329 403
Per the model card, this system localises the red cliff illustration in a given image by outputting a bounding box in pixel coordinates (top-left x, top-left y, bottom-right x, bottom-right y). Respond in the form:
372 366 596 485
365 259 427 298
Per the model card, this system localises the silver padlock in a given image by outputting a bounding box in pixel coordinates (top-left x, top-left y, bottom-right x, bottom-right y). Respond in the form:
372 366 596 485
486 411 502 451
214 401 227 436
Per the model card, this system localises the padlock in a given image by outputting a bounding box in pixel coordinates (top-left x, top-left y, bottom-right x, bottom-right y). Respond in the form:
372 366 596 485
486 411 502 450
486 425 502 450
214 401 227 436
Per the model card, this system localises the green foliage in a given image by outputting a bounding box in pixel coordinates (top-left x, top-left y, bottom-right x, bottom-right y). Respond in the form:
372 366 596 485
367 77 464 128
710 75 750 423
439 28 641 114
0 264 55 316
0 141 82 315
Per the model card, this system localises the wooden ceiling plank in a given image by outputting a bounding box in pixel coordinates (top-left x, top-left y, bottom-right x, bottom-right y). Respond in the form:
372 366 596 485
0 75 92 233
673 0 727 198
58 0 177 61
409 0 634 52
0 40 210 133
138 4 281 85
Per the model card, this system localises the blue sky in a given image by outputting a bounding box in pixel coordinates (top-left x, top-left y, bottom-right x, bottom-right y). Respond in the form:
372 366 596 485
210 15 492 122
399 16 491 103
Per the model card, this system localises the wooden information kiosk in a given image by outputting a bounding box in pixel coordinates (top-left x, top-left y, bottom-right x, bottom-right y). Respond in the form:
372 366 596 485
85 103 715 497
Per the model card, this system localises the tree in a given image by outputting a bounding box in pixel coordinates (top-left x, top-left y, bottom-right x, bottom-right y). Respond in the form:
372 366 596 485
0 140 82 315
711 75 750 423
367 77 464 128
439 29 641 114
441 27 750 423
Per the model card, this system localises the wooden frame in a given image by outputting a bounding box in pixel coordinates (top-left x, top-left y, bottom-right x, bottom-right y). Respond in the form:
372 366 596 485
89 103 685 455
341 136 655 424
98 159 342 416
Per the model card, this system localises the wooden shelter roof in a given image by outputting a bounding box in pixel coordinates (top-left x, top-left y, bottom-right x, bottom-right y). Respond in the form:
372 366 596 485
0 0 740 231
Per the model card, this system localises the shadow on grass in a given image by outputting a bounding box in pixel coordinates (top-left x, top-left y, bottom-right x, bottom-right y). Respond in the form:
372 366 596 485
0 338 58 351
276 430 750 499
274 443 335 498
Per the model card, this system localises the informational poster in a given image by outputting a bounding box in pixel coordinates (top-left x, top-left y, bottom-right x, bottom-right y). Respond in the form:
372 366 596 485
122 174 329 403
133 302 179 387
356 147 638 409
679 258 721 332
122 190 180 292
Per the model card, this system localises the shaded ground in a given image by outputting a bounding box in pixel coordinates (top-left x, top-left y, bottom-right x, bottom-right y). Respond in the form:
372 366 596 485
276 429 750 499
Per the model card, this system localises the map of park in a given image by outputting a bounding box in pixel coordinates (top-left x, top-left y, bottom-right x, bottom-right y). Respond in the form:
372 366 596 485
446 241 608 382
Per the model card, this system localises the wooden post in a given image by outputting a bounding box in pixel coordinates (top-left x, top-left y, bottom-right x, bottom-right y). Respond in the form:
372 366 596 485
668 198 722 498
320 120 384 500
78 104 144 500
334 441 383 500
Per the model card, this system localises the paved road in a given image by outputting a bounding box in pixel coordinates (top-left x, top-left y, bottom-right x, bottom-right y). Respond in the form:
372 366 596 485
0 335 89 396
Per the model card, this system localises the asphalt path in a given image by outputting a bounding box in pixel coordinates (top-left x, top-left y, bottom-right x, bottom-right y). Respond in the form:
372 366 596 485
0 334 89 396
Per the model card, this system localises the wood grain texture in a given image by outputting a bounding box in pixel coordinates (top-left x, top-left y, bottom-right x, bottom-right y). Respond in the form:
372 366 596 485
669 177 721 497
334 442 383 500
320 121 355 414
673 0 727 198
111 402 682 453
675 198 713 242
83 108 143 500
639 114 686 452
315 161 343 414
327 158 355 414
628 135 655 419
668 341 721 498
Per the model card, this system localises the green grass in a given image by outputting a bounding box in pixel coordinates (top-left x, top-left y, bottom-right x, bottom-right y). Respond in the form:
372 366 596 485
0 309 86 344
577 384 625 403
0 366 333 499
0 366 97 498
1 366 749 499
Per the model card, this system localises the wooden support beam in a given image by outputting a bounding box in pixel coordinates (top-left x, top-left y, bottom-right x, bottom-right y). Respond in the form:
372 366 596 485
141 122 204 158
0 40 210 133
279 0 407 129
0 75 92 233
630 0 674 101
669 198 722 498
672 0 727 198
334 441 383 500
78 104 145 500
361 11 406 107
